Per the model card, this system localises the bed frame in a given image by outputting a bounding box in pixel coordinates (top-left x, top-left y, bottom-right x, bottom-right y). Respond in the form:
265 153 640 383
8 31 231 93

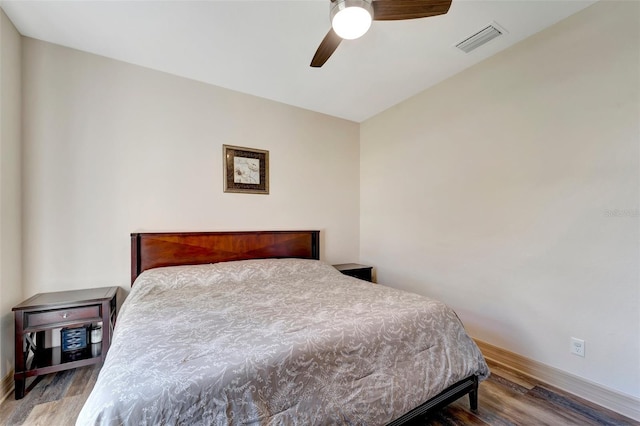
130 230 320 285
129 230 479 424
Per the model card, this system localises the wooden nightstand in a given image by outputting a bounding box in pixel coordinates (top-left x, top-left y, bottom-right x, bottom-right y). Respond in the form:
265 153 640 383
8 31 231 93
333 263 373 282
12 287 117 399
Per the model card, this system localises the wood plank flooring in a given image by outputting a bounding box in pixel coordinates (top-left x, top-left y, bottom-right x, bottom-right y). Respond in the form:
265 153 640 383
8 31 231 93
411 361 638 426
0 360 637 425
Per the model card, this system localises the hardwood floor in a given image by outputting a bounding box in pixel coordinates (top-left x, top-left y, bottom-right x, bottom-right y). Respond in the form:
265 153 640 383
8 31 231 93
414 361 638 426
0 360 637 425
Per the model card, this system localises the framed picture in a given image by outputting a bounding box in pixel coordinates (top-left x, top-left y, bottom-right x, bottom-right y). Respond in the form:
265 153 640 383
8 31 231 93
223 145 269 194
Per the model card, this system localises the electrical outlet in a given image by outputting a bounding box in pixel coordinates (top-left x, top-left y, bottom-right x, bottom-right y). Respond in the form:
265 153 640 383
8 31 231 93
571 337 585 357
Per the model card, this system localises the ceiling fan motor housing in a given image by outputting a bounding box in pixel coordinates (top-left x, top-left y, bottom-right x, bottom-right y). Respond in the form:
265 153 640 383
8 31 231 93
330 0 374 40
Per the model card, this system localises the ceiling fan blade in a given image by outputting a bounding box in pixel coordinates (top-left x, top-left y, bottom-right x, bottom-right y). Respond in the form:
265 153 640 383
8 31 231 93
310 29 342 68
372 0 452 21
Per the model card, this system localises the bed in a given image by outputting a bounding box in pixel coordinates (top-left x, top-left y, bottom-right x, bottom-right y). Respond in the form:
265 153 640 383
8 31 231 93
77 231 489 425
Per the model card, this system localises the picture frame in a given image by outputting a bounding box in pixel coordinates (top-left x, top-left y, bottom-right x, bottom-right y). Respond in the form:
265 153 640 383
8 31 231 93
223 144 269 194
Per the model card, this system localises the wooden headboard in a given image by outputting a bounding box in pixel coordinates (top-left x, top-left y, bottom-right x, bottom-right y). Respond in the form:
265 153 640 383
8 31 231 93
130 231 320 285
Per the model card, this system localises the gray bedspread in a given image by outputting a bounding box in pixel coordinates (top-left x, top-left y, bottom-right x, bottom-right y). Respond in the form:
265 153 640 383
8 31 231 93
77 259 489 425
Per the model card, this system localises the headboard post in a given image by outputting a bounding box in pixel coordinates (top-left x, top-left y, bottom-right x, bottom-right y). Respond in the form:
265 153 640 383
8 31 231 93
311 231 319 260
131 233 141 285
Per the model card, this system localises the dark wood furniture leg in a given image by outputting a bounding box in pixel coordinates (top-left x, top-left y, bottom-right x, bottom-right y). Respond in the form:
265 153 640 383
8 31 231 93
14 310 25 399
14 379 25 400
386 375 480 426
469 377 479 411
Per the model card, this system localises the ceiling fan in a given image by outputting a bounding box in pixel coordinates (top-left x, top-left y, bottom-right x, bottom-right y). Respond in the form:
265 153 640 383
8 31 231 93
310 0 452 67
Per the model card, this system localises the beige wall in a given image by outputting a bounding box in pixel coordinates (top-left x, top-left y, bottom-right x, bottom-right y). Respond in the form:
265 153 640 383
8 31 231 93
21 39 360 296
361 0 639 398
0 9 22 382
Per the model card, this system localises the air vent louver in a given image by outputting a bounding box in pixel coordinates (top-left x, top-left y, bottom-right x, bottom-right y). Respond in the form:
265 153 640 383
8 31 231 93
456 24 503 53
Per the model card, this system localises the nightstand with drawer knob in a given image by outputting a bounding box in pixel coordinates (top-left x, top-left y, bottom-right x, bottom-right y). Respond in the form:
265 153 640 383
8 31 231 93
12 286 117 399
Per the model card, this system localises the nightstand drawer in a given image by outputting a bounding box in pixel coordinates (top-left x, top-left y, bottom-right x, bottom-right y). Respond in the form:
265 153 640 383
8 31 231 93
343 268 372 281
26 305 100 328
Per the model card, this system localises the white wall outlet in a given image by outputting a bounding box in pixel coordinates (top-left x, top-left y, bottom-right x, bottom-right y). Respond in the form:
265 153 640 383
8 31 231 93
571 337 585 357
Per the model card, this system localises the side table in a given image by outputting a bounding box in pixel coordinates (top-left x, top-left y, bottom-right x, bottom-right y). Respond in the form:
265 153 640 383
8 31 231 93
333 263 373 282
12 286 117 399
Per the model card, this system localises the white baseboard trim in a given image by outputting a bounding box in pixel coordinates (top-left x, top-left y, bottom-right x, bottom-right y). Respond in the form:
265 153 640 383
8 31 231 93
0 370 14 403
475 339 640 422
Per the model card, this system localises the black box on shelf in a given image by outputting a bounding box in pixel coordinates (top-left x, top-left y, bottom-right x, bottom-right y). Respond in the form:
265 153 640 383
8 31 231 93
61 326 88 352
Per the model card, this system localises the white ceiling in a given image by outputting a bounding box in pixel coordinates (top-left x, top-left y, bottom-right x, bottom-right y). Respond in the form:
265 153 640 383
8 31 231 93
1 0 596 122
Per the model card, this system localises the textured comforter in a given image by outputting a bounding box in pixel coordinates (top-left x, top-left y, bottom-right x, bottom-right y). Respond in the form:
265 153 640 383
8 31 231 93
77 259 489 425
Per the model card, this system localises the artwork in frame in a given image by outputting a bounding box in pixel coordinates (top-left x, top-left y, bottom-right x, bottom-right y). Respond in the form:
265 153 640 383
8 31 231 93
223 145 269 194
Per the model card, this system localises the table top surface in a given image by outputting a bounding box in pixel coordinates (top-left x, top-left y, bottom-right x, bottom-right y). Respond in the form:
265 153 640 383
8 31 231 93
13 287 118 311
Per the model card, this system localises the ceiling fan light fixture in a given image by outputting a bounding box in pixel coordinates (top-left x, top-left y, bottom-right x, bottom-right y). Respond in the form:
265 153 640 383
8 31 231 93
330 0 373 40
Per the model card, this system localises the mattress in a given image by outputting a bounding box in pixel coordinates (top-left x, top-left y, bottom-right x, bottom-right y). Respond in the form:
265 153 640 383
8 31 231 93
77 258 489 425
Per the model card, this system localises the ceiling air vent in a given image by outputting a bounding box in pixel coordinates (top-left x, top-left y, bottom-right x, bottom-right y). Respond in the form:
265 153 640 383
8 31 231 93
456 23 504 53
